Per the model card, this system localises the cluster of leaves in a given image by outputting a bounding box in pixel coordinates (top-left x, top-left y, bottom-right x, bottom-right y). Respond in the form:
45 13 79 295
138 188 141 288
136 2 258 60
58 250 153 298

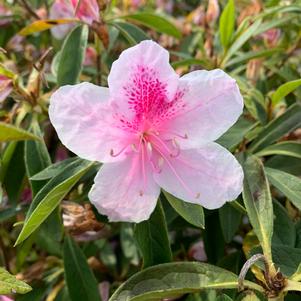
0 0 301 301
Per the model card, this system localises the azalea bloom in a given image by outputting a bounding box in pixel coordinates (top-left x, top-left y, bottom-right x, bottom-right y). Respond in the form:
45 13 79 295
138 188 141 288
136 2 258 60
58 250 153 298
50 0 99 39
0 75 13 102
49 40 244 223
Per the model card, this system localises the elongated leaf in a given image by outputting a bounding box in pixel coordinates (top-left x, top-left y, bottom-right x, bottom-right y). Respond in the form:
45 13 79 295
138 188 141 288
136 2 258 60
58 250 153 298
109 262 263 301
24 122 51 196
255 141 301 159
219 203 242 243
219 0 235 49
110 21 149 45
0 122 40 142
30 157 78 180
57 25 88 86
265 167 301 211
122 12 181 38
0 267 31 294
19 19 77 36
237 292 261 301
134 200 172 268
15 159 93 245
63 236 101 301
249 103 301 152
242 156 273 264
163 191 205 228
221 19 262 66
216 295 233 301
271 79 301 105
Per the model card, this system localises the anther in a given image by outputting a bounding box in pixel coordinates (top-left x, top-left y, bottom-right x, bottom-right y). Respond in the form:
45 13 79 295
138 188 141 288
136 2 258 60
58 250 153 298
139 190 144 196
195 193 201 199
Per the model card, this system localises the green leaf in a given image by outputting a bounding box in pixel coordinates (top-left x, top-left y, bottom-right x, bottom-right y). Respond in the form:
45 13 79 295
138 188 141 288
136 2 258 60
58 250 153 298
219 0 235 49
134 200 172 268
255 141 301 159
24 121 51 196
219 203 242 243
0 267 32 294
163 191 205 228
122 12 181 39
121 223 140 265
237 292 262 300
217 117 255 150
249 103 301 152
0 122 41 142
110 21 149 45
272 201 296 247
272 244 301 276
109 262 263 301
15 159 93 246
271 79 301 105
64 236 101 301
217 295 233 301
57 25 88 86
242 156 273 264
30 157 78 181
221 19 262 67
265 167 301 211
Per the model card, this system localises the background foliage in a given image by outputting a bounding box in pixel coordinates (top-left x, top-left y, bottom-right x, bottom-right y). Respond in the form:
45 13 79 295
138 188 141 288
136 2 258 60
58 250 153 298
0 0 301 300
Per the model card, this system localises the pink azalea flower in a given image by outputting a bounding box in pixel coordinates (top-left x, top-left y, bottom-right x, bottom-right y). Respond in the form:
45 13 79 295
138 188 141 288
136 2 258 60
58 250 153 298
49 40 244 223
0 4 12 26
0 75 13 102
50 0 99 39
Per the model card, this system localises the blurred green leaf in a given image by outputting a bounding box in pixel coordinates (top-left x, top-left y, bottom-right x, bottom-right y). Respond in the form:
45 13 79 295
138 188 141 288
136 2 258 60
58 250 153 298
134 200 172 268
110 21 149 45
121 223 140 265
24 121 51 196
122 12 181 38
63 236 101 301
242 156 273 264
0 122 41 142
265 167 301 211
0 267 32 294
216 294 233 301
15 159 93 246
30 157 78 181
219 203 242 243
249 103 301 152
271 79 301 105
219 0 235 49
57 25 88 86
163 191 205 228
109 262 262 301
255 141 301 159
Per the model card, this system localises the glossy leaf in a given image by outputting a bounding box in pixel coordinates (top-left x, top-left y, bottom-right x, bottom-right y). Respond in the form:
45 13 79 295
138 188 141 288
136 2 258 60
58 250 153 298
0 122 41 142
242 156 273 264
219 0 235 49
0 267 32 294
265 167 301 211
19 19 77 36
57 25 88 86
15 159 93 245
163 191 205 228
110 21 149 45
134 200 172 268
63 236 101 301
249 103 301 152
271 79 301 105
255 141 301 159
109 262 262 301
122 12 181 38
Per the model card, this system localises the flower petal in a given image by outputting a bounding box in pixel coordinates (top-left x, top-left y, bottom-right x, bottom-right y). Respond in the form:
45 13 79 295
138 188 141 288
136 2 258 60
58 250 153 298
108 40 179 117
71 0 99 25
49 0 75 39
153 142 243 209
164 69 243 148
89 153 160 222
49 82 134 163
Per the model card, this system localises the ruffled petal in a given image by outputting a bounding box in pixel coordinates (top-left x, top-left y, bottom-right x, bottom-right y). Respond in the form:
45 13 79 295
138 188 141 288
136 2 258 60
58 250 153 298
89 153 160 222
163 69 243 149
153 142 243 209
49 82 134 163
107 40 179 118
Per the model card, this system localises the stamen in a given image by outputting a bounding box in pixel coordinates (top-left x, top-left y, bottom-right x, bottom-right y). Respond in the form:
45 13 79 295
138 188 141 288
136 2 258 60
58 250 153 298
131 143 139 152
161 130 188 140
110 145 128 157
195 193 201 199
148 132 179 158
139 190 144 196
170 138 180 158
